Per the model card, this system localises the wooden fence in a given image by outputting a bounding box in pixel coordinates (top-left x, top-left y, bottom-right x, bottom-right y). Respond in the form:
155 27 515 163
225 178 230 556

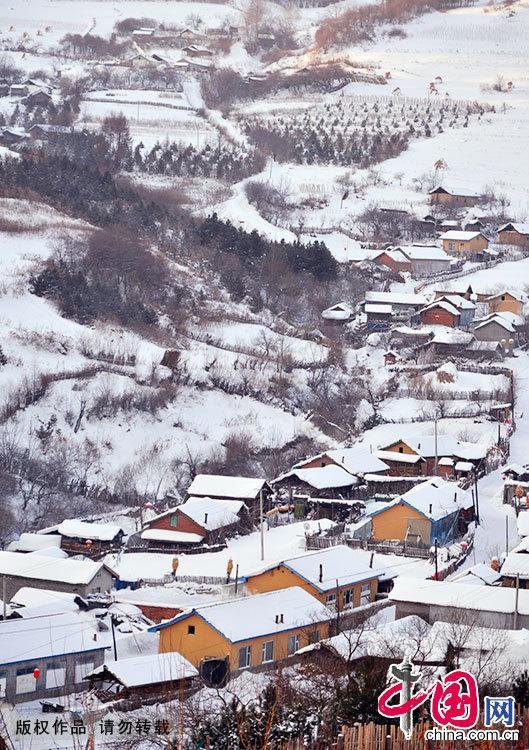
280 712 529 749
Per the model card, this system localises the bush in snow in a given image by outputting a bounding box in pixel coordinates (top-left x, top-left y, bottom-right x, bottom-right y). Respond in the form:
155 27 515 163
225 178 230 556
0 346 7 367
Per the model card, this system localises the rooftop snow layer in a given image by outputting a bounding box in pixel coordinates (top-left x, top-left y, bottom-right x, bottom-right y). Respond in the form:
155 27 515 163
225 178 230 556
151 586 332 642
86 651 198 687
0 550 107 585
390 577 529 615
58 520 123 541
295 448 389 477
500 552 529 579
368 478 472 522
275 464 358 489
179 496 240 530
0 612 107 666
365 291 427 306
7 532 62 552
440 231 487 241
276 545 389 592
187 474 267 499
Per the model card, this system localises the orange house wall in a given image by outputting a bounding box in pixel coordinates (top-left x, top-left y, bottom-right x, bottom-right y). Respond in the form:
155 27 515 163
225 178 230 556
371 502 430 544
158 613 331 671
246 566 378 608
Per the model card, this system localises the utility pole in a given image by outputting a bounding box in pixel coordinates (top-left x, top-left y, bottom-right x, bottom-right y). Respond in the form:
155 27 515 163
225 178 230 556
505 515 509 558
260 489 264 561
110 615 118 661
2 576 6 620
474 473 480 525
434 418 438 476
434 539 439 580
514 574 520 630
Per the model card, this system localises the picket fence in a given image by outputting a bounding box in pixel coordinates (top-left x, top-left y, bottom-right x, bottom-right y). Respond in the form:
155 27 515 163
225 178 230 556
280 712 529 749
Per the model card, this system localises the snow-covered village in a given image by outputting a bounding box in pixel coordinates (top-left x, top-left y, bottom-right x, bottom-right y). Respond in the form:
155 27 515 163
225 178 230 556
0 0 528 746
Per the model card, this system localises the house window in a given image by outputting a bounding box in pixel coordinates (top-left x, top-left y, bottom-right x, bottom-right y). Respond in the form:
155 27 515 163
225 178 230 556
320 461 326 467
238 645 251 669
16 667 37 694
188 625 195 635
75 656 94 684
398 446 403 453
501 295 505 301
46 660 66 689
360 583 371 605
0 671 6 698
262 640 274 663
170 514 178 528
326 592 336 605
448 242 455 252
460 243 465 252
343 588 353 607
288 634 300 656
308 629 320 644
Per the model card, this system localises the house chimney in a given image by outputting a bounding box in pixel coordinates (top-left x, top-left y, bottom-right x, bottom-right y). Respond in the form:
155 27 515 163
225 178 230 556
319 564 323 582
342 456 344 463
509 338 515 356
369 552 374 568
280 614 284 623
454 492 457 502
429 503 432 514
204 513 208 524
275 615 279 623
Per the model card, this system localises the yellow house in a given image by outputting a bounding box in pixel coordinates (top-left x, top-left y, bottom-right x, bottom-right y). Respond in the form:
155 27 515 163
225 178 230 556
440 231 489 256
151 587 332 674
245 546 383 610
487 291 523 317
367 478 474 546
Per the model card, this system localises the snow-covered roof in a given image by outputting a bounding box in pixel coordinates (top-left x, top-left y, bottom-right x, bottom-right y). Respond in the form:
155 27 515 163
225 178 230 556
452 563 501 586
86 651 198 686
500 552 529 579
517 511 529 538
436 294 476 310
298 615 429 661
295 448 389 477
275 464 358 490
365 303 392 314
390 576 529 615
438 457 454 466
58 519 123 541
421 300 460 317
11 587 82 610
497 223 529 235
0 551 109 585
275 545 388 592
380 436 485 461
141 529 204 544
0 612 107 667
365 291 426 306
429 186 480 197
455 461 473 472
150 587 332 643
486 290 524 302
431 329 474 345
179 497 240 531
373 249 411 264
187 474 268 500
322 302 352 320
7 532 62 553
474 315 515 333
440 231 488 241
374 450 424 464
395 246 450 262
367 477 472 522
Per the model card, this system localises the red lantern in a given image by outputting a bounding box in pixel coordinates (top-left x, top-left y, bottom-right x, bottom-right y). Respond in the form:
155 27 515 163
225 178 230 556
86 539 92 548
33 668 40 680
145 502 153 509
